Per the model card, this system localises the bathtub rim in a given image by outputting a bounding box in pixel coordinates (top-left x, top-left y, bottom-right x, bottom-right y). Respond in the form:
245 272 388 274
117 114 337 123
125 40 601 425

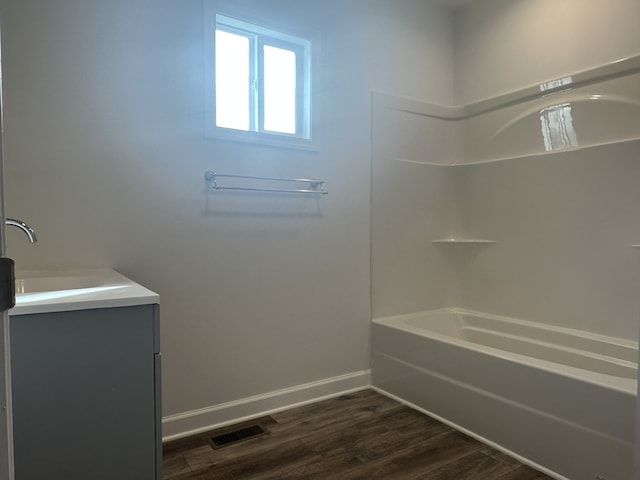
372 308 638 395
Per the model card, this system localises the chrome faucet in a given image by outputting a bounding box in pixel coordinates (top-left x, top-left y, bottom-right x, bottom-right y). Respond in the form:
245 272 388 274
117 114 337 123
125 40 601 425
5 218 37 243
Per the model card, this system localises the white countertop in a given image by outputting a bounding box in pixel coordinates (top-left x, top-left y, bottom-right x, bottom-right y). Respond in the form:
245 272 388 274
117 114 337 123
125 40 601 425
10 268 159 316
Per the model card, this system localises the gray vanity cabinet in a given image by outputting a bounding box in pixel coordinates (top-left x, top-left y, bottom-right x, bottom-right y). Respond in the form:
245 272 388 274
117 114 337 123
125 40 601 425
10 304 161 480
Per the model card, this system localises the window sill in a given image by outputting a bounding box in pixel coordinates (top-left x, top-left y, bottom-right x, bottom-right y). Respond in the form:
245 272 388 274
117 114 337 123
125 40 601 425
207 128 319 152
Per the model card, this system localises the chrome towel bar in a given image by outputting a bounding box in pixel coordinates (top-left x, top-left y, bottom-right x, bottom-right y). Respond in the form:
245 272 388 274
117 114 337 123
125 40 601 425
204 171 328 195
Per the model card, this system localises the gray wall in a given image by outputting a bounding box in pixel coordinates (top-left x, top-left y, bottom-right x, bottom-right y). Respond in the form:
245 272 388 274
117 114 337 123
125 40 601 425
454 0 640 105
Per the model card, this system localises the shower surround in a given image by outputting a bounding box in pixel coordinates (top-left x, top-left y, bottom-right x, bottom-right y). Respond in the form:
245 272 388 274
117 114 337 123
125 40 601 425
370 57 640 480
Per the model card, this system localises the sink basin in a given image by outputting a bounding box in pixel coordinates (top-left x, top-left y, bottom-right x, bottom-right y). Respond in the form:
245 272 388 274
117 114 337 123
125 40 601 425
15 276 104 294
11 269 159 316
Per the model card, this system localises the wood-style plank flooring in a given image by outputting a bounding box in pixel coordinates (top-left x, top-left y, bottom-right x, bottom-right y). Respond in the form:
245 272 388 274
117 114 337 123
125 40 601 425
163 389 553 480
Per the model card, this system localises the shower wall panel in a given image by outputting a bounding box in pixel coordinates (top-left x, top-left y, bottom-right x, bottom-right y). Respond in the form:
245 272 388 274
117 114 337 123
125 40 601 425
458 141 640 340
372 61 640 341
371 99 461 318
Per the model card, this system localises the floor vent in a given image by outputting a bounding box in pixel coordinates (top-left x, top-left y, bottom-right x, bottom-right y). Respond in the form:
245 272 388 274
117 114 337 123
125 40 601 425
209 425 269 449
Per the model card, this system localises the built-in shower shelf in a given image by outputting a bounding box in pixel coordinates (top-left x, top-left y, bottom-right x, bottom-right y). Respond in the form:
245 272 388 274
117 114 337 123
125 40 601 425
633 245 640 248
432 238 496 245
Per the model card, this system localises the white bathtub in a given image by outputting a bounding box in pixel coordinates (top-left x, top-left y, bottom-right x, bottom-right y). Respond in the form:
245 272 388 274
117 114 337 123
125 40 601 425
371 308 637 480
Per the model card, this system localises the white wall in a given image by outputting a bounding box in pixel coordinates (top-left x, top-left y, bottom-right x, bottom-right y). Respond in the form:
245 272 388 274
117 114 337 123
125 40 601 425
371 0 640 339
451 0 640 338
455 0 640 104
0 0 454 428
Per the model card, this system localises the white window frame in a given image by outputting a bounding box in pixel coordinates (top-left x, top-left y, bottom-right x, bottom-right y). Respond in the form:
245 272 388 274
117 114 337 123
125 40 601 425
204 9 315 150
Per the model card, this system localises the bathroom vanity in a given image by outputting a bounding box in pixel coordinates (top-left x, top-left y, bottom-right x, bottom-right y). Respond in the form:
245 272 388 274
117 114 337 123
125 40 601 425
9 269 161 480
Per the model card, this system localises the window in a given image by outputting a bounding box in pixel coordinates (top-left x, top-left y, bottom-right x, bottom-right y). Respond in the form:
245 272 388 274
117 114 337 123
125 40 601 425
205 13 313 148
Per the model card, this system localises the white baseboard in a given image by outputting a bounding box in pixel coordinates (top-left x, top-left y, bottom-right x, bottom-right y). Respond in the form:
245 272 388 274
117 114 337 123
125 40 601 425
162 370 371 442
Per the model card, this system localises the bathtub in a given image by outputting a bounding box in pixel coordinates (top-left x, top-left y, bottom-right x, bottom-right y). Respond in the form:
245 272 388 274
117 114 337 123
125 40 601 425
371 308 637 480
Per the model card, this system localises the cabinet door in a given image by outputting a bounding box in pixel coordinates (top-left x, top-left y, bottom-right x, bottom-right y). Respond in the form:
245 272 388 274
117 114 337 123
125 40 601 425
10 305 157 480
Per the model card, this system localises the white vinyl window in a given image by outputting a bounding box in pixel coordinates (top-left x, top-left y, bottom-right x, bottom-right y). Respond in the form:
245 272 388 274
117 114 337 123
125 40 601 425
205 13 313 149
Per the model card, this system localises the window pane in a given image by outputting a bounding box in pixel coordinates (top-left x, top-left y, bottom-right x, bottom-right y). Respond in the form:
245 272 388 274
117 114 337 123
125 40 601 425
263 45 296 134
215 30 250 131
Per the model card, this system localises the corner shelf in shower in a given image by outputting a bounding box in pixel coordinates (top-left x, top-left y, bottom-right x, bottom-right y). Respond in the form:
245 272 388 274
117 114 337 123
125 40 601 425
633 245 640 248
432 238 496 245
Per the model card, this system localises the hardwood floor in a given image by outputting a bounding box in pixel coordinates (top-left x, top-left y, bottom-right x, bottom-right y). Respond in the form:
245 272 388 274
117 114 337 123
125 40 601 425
163 389 554 480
